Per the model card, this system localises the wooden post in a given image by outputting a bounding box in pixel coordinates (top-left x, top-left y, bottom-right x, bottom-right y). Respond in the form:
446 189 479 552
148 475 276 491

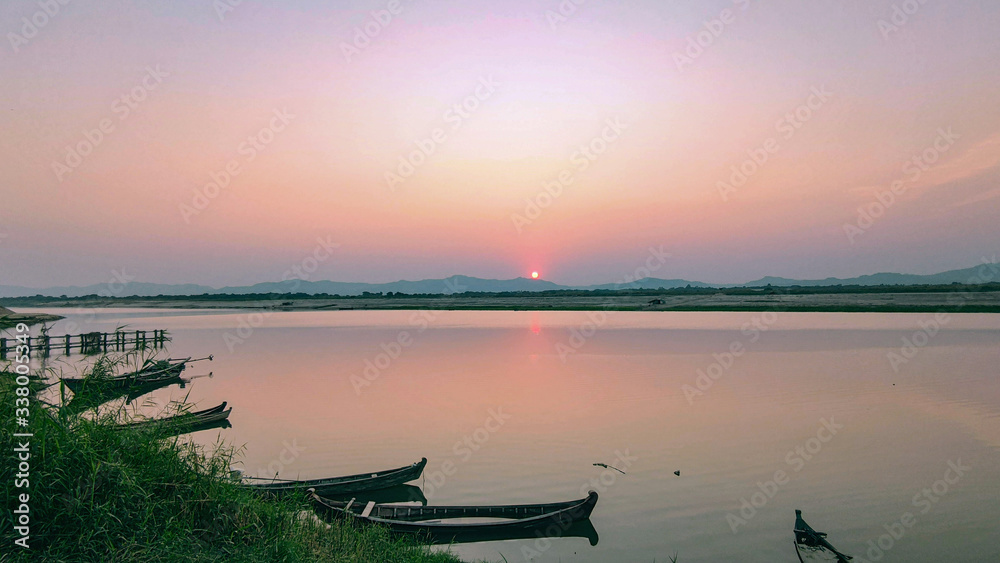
65 334 72 355
40 335 50 357
0 338 6 360
102 332 108 352
82 332 101 355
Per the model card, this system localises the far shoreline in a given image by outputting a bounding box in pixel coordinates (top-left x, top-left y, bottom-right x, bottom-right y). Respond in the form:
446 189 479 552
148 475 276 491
4 283 1000 314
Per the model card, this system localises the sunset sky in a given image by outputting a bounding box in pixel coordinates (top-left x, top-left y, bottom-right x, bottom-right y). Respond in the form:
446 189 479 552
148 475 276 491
2 0 999 287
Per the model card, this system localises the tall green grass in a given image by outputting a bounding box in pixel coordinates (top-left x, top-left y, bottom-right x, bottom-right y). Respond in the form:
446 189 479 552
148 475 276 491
0 362 463 562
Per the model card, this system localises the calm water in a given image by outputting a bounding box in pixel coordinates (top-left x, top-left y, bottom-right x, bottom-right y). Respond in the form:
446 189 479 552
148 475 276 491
22 308 1000 562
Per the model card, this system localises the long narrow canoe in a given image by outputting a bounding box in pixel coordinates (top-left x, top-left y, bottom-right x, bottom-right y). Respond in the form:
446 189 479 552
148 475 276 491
242 458 427 496
794 510 853 562
61 360 187 394
308 490 599 543
114 402 232 436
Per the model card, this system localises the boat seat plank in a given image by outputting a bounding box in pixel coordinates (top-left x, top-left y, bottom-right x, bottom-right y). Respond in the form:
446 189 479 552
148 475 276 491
361 501 376 518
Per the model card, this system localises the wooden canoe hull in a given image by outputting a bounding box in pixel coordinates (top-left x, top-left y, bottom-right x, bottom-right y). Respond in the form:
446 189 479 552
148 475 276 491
795 540 850 562
114 402 232 437
61 362 186 394
242 458 427 496
309 490 599 544
794 511 852 562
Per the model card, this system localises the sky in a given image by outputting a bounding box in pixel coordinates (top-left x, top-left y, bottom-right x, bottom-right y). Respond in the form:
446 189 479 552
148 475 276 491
1 0 999 288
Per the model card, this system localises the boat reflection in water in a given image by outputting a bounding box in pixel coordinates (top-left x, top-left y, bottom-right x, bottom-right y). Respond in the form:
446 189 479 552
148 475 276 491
320 484 428 507
794 510 852 562
417 518 599 547
180 416 233 435
61 375 188 415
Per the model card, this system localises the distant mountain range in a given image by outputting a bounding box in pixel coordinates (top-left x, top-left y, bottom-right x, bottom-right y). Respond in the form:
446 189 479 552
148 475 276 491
0 265 994 299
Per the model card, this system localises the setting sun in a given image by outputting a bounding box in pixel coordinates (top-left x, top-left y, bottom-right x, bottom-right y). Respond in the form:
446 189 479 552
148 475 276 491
531 271 539 279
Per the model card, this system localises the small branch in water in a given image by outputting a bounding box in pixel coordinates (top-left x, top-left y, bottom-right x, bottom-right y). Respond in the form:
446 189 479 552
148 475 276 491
593 463 626 475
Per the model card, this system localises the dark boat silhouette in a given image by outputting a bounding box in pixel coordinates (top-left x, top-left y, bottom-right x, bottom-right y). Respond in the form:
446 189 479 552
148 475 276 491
308 490 599 545
794 510 852 562
240 458 427 496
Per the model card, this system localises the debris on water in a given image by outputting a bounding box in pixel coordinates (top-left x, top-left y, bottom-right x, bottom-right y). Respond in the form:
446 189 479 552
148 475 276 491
593 463 626 475
674 470 681 476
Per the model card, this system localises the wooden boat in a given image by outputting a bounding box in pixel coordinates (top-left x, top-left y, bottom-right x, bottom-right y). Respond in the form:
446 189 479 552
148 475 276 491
308 490 599 544
794 510 852 562
241 458 427 496
114 402 232 437
138 358 189 376
61 360 188 394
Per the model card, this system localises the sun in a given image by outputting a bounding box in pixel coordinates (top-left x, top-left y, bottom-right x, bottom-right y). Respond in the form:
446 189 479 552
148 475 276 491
531 271 539 279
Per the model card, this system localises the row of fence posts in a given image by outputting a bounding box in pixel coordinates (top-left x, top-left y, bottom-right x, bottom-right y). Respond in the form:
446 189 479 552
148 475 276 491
0 329 169 359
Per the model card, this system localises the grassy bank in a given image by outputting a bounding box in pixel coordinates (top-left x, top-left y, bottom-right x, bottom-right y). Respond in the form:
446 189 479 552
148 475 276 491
0 366 464 562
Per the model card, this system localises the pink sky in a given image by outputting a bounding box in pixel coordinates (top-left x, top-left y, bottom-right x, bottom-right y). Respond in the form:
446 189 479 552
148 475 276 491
1 0 998 287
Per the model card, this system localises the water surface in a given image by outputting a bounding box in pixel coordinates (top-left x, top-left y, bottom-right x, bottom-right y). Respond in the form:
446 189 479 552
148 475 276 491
23 308 1000 562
